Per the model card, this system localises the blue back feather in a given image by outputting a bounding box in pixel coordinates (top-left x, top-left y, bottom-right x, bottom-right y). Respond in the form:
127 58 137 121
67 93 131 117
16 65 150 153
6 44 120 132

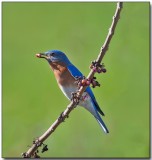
67 64 105 116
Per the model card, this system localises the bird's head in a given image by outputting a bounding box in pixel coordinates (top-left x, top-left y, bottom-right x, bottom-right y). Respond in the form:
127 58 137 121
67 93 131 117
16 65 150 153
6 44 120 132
36 50 71 65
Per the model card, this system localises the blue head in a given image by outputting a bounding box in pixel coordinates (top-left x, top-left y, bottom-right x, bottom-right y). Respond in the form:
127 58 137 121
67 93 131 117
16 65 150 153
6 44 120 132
36 50 71 65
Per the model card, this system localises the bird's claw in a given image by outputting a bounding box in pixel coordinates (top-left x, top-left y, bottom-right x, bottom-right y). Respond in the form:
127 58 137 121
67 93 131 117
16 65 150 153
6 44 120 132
75 76 86 89
90 61 107 73
71 92 80 105
75 76 100 89
75 76 92 88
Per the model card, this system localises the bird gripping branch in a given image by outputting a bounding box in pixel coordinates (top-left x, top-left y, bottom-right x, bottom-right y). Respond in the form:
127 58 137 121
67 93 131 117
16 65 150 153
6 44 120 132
36 50 109 133
22 2 123 158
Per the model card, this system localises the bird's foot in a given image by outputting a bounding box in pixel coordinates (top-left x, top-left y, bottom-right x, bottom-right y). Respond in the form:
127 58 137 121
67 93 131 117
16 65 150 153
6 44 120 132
90 61 106 73
75 76 87 89
75 76 92 88
75 76 100 89
71 92 80 105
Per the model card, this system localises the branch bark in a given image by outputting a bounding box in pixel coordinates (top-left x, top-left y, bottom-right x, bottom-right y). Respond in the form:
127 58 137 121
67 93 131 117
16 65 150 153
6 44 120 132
22 2 123 158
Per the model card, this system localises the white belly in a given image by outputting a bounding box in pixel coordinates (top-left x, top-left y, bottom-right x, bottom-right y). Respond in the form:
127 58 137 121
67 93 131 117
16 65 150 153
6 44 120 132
59 84 97 116
59 85 77 100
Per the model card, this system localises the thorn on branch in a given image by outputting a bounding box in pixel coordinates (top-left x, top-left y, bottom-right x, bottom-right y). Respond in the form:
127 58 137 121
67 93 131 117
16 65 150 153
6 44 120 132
90 61 107 73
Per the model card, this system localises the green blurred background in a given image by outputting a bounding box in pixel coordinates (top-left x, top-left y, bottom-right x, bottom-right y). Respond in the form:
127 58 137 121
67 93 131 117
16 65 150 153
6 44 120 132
2 2 150 158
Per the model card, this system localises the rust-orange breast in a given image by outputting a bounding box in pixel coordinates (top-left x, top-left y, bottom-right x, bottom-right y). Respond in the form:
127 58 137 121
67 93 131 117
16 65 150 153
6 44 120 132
49 62 75 86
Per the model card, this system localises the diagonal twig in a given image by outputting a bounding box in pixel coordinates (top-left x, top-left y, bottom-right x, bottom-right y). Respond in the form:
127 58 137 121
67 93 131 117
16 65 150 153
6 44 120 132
22 2 123 158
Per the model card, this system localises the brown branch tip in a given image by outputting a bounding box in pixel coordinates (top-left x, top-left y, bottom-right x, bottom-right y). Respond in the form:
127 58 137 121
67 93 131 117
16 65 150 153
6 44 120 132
22 2 123 158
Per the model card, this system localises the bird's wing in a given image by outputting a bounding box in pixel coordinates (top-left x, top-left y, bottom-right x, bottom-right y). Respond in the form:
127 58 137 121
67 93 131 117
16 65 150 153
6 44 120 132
67 64 83 77
67 64 105 116
86 87 105 116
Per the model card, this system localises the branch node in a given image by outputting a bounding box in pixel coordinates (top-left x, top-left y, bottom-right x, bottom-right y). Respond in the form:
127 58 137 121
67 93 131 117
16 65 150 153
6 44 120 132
58 112 65 122
33 139 42 147
90 61 106 73
21 152 29 158
65 114 69 118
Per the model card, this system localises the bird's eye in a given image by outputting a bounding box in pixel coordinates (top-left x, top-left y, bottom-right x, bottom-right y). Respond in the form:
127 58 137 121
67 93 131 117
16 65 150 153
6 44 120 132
50 53 55 56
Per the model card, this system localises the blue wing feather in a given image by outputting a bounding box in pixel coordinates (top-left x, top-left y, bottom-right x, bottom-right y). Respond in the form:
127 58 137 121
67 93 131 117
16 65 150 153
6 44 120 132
67 64 105 116
86 87 105 116
67 64 83 77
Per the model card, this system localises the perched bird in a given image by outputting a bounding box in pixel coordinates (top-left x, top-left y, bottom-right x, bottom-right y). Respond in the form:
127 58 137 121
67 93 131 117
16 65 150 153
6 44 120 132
36 50 109 133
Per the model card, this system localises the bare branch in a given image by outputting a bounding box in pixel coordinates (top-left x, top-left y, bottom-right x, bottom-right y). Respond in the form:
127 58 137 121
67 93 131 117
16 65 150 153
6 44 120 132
22 2 123 158
77 2 123 98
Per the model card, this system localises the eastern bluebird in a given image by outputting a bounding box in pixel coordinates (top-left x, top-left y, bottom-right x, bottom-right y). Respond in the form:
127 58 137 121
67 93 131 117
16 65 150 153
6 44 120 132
36 50 109 133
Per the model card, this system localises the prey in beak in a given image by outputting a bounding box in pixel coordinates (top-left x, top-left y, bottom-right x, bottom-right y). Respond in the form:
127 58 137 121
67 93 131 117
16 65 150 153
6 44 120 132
36 53 48 59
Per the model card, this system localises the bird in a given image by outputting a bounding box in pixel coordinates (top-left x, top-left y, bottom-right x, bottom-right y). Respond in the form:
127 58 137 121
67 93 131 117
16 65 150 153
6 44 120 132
36 50 109 133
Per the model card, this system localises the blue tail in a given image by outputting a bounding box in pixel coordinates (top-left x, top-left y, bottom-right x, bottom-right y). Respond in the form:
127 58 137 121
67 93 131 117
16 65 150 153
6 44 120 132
95 112 109 133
